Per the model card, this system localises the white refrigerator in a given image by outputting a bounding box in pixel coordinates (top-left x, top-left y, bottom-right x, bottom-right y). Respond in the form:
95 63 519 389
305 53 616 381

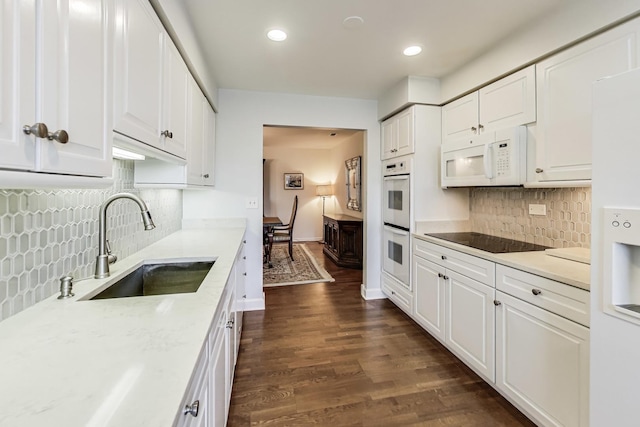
592 67 640 426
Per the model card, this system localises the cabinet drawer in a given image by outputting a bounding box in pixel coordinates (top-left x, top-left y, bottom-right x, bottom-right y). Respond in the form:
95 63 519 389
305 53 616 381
414 238 495 287
382 273 413 315
496 265 590 327
176 344 209 427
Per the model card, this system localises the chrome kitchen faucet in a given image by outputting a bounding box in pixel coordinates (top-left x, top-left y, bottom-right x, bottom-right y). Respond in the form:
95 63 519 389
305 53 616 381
94 193 155 279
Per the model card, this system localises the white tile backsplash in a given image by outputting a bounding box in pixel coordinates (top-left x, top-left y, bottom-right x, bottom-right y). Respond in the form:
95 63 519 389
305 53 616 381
470 187 591 248
0 160 182 322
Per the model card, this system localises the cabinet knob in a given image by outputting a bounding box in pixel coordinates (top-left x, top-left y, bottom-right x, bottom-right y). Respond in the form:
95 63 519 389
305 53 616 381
226 320 234 329
243 256 246 260
443 275 449 280
47 129 69 144
478 124 484 132
532 288 542 296
493 300 502 306
22 123 49 139
183 400 199 417
203 173 210 178
161 130 173 138
243 272 247 276
437 273 443 278
471 126 477 133
441 255 447 260
535 168 544 173
391 291 395 295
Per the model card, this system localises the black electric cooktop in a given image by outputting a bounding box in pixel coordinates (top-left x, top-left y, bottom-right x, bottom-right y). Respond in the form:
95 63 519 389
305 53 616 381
424 232 550 254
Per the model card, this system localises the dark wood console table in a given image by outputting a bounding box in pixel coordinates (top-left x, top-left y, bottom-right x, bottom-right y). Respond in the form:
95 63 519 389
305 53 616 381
322 214 363 269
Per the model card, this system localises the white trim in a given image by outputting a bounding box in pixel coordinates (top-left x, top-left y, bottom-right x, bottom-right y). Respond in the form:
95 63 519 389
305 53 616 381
361 283 386 300
243 293 266 311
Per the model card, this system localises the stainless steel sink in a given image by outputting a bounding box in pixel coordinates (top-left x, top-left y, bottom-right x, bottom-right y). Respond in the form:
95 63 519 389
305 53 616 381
90 260 215 300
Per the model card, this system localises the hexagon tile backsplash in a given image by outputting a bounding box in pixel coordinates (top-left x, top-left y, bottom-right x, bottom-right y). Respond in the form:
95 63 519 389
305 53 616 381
470 187 591 248
0 160 182 322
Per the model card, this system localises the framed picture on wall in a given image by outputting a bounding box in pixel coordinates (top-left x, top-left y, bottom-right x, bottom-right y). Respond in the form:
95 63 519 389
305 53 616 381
284 173 304 190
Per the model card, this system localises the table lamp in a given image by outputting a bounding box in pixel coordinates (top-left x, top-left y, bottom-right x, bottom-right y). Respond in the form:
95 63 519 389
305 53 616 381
316 184 333 215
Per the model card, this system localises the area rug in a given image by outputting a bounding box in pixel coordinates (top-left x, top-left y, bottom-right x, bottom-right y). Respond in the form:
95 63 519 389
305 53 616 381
264 243 335 287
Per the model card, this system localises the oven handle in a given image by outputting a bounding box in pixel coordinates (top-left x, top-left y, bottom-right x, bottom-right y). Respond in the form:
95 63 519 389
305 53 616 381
385 226 409 236
383 175 409 181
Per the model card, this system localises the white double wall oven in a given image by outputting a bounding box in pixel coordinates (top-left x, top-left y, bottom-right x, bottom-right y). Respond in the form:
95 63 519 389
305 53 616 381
382 157 412 287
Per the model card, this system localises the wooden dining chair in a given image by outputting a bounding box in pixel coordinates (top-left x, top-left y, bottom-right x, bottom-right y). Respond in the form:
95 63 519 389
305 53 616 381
271 195 298 260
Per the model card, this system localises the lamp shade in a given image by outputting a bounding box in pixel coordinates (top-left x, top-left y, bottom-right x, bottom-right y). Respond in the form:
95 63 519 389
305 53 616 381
316 184 333 197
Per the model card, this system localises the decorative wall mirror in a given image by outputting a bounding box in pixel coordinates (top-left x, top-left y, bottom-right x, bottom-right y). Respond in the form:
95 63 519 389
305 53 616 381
345 156 361 211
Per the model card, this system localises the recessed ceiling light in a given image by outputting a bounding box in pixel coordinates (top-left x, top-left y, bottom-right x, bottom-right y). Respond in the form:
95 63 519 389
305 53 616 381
267 29 287 42
343 16 364 29
403 45 422 56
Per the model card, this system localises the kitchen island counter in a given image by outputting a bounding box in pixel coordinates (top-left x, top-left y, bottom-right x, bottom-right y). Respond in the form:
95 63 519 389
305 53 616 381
0 221 246 427
414 233 590 291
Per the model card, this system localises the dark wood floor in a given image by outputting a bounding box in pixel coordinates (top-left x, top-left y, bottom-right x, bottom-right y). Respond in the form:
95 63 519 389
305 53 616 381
228 242 535 426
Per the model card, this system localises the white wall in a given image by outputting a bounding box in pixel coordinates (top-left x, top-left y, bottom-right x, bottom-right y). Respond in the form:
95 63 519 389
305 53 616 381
263 147 333 241
183 90 381 310
441 0 640 101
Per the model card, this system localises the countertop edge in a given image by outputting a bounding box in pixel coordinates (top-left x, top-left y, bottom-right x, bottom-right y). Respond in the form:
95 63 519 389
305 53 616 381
413 233 590 291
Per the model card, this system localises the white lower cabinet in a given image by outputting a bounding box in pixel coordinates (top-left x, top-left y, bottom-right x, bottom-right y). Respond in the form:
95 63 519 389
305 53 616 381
177 346 209 427
176 238 245 427
495 265 590 427
410 239 590 427
445 270 495 382
381 272 413 315
412 238 495 381
413 257 446 341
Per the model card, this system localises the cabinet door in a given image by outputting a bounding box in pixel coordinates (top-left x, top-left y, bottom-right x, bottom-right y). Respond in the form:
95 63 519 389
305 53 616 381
0 0 36 170
187 78 206 185
113 0 163 149
445 270 495 382
413 256 446 341
39 0 111 176
202 103 216 186
442 91 479 141
395 107 414 157
380 116 395 160
495 291 589 427
479 65 536 133
209 317 227 427
224 288 236 420
536 18 640 182
162 40 189 159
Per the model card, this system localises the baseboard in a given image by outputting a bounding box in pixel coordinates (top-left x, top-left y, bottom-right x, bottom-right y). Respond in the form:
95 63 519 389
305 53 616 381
243 293 266 311
361 284 386 300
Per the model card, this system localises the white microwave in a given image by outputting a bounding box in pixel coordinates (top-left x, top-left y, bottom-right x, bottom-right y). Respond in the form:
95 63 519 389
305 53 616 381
441 126 527 188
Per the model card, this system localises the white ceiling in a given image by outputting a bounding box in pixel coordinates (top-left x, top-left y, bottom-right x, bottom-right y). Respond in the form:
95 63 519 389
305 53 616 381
181 0 567 101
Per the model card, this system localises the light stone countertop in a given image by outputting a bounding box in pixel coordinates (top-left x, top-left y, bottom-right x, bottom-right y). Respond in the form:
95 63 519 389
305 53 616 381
414 233 590 291
0 223 246 427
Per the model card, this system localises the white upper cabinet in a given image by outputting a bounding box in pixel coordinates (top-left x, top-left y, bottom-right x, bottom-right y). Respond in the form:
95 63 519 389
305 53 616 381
162 41 189 159
534 17 640 183
381 107 414 160
113 0 192 160
134 78 215 188
113 0 164 151
0 0 111 178
442 65 536 142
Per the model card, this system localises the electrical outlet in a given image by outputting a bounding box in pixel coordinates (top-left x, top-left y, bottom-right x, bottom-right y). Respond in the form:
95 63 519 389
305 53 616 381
246 198 259 209
529 204 547 216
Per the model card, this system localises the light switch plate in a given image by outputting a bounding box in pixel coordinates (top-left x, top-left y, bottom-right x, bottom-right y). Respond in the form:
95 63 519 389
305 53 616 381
529 204 547 215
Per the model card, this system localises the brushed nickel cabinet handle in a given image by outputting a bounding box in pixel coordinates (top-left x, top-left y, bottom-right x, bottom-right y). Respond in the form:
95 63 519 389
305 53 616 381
478 124 484 132
532 289 542 296
23 123 49 139
48 129 69 144
441 255 447 260
535 168 544 173
203 174 210 178
494 300 502 306
443 275 449 280
183 400 199 417
471 126 477 133
161 130 173 138
438 273 443 278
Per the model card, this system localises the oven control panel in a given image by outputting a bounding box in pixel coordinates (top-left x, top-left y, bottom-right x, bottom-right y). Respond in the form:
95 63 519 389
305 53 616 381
383 157 412 175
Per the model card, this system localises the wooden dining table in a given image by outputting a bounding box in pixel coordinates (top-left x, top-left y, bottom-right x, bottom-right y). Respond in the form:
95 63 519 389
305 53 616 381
263 216 283 268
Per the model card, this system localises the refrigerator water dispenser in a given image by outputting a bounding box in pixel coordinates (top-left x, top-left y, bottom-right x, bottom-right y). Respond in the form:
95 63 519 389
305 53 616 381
603 207 640 324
